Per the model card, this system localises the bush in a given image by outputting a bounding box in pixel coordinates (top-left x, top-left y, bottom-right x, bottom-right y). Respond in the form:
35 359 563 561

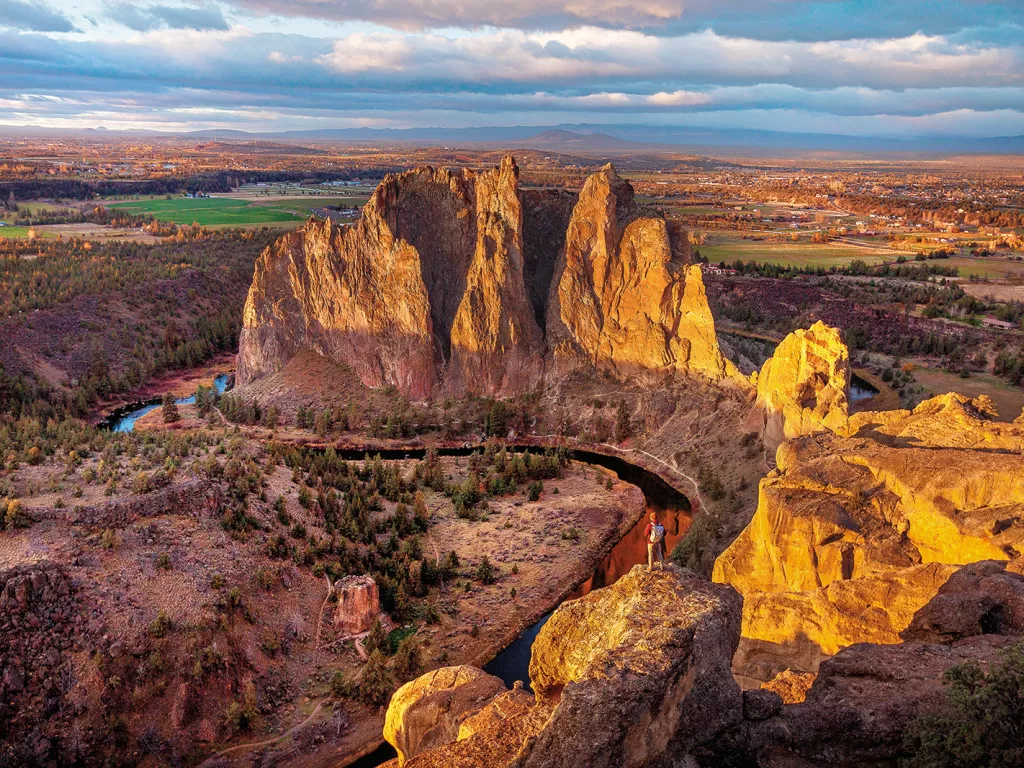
475 555 498 585
903 641 1024 768
3 498 29 530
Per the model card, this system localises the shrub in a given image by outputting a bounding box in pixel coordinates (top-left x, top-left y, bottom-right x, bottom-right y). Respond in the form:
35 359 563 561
329 670 352 699
148 611 172 638
393 635 422 682
903 641 1024 768
475 556 498 585
3 498 29 530
162 393 180 424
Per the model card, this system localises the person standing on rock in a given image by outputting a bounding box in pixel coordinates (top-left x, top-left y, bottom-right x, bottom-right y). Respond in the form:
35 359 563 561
645 512 666 571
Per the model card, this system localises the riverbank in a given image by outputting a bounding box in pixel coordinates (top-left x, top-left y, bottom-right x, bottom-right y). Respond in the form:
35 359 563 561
89 351 236 426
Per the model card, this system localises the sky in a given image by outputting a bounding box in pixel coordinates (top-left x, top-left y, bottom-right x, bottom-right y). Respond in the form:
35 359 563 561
1 0 1023 137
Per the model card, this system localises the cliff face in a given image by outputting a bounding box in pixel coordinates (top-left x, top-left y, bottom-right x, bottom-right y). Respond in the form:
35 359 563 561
754 320 850 446
238 157 735 399
546 164 736 380
713 393 1024 681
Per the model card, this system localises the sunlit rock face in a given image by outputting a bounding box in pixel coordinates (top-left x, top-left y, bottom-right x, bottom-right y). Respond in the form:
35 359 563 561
546 164 737 382
387 564 743 768
753 320 850 447
713 393 1024 682
238 157 736 399
383 665 507 765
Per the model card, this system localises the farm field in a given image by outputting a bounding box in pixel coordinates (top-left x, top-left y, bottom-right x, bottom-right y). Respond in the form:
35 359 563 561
0 226 39 239
698 241 892 268
940 257 1024 279
108 197 307 227
108 194 369 227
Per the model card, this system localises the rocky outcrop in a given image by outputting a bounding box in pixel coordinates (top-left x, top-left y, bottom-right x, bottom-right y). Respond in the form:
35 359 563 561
332 575 381 636
754 321 849 446
737 635 1021 766
389 564 743 768
713 393 1024 681
384 666 507 765
238 157 736 399
546 165 736 382
900 559 1024 643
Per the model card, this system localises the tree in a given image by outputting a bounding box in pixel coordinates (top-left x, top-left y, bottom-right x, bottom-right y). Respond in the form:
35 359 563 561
358 650 395 707
614 400 632 443
393 635 422 682
162 393 180 424
475 555 498 585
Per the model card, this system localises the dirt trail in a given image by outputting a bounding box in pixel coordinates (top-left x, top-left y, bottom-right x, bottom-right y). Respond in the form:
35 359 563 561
214 701 325 759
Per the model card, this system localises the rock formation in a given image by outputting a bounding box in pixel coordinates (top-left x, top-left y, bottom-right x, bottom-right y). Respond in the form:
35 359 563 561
238 157 736 399
385 564 743 767
714 393 1024 681
546 164 737 381
753 320 849 446
332 575 381 635
737 635 1021 766
384 666 507 765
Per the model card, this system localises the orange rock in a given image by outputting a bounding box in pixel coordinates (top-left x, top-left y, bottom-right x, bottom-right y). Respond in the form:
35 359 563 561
238 157 735 399
332 575 381 636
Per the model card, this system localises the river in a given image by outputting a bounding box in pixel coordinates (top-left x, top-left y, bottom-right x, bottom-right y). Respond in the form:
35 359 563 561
337 447 692 767
98 373 231 432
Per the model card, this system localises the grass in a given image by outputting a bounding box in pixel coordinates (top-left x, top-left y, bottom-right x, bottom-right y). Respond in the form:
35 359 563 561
940 257 1024 279
912 368 1024 422
698 242 892 268
108 197 306 227
0 226 51 239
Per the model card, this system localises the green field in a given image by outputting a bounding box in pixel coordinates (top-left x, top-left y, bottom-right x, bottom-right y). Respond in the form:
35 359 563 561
108 195 369 227
698 242 892 269
109 197 307 227
942 257 1024 278
0 226 44 239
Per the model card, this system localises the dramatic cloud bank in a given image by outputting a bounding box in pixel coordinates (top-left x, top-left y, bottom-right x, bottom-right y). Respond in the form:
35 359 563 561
0 0 1021 137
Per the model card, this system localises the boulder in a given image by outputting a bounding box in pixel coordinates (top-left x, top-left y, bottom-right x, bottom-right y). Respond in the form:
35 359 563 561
383 666 507 765
395 565 744 768
753 321 849 446
901 559 1024 643
332 576 381 636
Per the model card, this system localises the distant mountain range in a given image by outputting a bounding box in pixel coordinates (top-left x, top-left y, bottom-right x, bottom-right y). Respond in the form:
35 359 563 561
3 123 1024 156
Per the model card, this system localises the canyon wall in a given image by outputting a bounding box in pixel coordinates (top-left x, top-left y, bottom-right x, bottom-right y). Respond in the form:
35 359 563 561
238 157 736 399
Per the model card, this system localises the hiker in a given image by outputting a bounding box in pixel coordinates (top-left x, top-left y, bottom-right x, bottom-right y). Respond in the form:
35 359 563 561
645 512 666 571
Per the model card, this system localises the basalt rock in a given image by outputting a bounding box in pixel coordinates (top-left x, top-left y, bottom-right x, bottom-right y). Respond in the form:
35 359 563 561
754 321 849 446
332 575 381 636
238 157 736 399
391 564 743 768
739 636 1021 766
713 394 1024 682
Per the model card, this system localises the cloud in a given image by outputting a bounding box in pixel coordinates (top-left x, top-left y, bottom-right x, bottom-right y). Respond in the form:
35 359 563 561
0 1 77 32
224 0 1024 40
106 3 230 32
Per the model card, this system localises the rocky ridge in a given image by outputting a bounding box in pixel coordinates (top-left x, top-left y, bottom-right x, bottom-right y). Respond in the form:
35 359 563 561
238 158 737 398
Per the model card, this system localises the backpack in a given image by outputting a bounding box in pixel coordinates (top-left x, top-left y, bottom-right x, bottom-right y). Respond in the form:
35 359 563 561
649 523 665 544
